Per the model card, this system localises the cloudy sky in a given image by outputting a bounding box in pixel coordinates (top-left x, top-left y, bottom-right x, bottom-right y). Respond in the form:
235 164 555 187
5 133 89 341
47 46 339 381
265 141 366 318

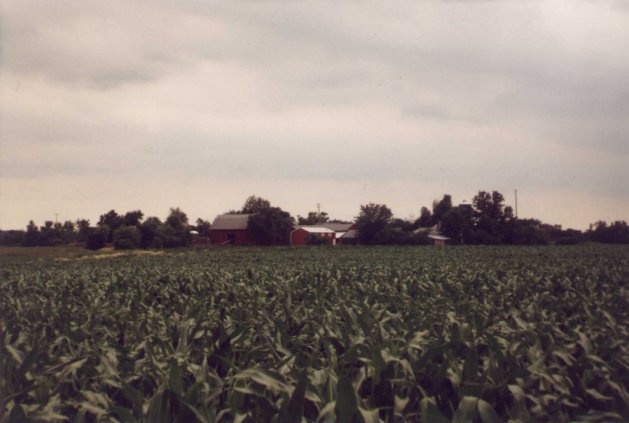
1 0 628 230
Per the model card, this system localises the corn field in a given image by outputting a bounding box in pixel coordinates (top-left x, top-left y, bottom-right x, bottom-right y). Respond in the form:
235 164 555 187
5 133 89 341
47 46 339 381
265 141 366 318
1 245 628 422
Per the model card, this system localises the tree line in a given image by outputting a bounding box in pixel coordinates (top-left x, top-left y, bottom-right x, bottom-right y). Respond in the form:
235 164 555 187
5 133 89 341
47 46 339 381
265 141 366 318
1 191 628 249
354 192 591 245
0 208 211 250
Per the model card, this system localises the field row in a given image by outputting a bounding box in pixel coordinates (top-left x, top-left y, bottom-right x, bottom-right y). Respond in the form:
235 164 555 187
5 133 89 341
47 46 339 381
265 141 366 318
1 246 628 422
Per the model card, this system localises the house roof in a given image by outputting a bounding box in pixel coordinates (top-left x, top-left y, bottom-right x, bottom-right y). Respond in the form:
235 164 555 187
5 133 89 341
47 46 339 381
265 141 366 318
211 214 252 230
428 234 450 241
340 229 359 239
322 222 354 232
294 225 335 234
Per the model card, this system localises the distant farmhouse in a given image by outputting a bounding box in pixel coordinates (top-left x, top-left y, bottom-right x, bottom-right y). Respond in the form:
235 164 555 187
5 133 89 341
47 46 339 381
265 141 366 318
290 222 358 246
207 214 451 246
209 214 359 246
209 214 255 245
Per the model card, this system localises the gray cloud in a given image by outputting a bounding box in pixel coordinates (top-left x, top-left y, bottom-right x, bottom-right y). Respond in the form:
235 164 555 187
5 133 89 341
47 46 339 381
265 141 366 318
1 0 628 229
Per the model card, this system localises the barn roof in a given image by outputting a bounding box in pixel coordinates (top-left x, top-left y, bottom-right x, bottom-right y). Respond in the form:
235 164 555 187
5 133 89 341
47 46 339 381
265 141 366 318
340 229 359 239
294 225 335 234
428 234 450 241
323 222 354 232
211 214 252 230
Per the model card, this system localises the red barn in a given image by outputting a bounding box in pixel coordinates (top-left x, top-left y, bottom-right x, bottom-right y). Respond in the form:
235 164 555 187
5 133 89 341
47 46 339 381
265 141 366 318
209 214 255 245
290 226 336 245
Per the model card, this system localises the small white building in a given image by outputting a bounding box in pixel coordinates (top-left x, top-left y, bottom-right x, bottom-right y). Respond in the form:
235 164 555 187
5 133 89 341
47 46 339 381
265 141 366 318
428 234 450 247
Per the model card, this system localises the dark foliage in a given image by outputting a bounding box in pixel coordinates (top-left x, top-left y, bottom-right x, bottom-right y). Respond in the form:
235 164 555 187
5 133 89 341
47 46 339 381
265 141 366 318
355 203 393 245
113 225 141 250
248 206 294 245
86 227 108 250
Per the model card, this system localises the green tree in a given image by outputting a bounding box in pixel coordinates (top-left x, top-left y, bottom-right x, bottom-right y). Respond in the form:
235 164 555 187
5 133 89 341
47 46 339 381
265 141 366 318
113 225 140 250
473 191 507 222
195 218 211 237
432 194 453 222
389 218 415 232
241 195 271 214
39 221 63 246
61 220 76 243
166 207 189 230
298 211 329 225
0 230 25 246
248 206 294 245
468 190 515 244
76 219 91 242
139 217 164 248
164 207 191 247
415 206 434 228
588 220 629 244
123 210 144 226
355 203 393 245
441 208 466 244
98 210 124 242
22 220 40 247
86 226 108 250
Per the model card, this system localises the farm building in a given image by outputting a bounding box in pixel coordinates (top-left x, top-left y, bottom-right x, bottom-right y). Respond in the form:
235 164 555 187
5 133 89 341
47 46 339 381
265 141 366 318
290 222 359 246
209 214 255 245
337 229 359 245
320 222 359 244
428 234 450 246
290 226 336 245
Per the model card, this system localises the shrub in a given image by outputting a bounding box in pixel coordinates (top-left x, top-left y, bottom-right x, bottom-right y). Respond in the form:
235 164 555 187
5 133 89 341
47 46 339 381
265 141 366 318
86 227 108 250
113 225 140 250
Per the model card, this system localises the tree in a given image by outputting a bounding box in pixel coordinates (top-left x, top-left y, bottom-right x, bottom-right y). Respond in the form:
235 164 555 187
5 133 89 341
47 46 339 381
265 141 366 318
432 195 452 222
22 220 40 247
248 206 294 245
61 220 76 243
124 210 144 226
355 203 393 245
0 230 25 246
113 225 140 250
164 207 191 248
39 221 63 246
587 220 629 244
371 227 406 245
76 219 91 242
473 191 507 222
98 210 124 242
140 217 164 248
469 190 514 244
441 208 465 244
389 218 415 232
298 211 329 225
86 227 108 250
415 207 434 228
241 196 271 214
166 207 188 230
196 218 211 237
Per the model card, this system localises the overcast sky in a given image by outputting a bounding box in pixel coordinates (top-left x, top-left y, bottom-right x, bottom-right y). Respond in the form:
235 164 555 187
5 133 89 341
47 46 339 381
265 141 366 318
1 0 628 230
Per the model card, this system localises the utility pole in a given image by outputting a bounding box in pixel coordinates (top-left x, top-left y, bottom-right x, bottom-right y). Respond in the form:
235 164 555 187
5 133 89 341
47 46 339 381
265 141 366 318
316 203 321 223
55 213 58 224
514 190 518 219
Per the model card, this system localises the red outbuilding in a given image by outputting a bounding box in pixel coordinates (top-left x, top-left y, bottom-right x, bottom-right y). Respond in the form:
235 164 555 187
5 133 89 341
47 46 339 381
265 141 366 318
290 226 336 246
209 214 256 245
